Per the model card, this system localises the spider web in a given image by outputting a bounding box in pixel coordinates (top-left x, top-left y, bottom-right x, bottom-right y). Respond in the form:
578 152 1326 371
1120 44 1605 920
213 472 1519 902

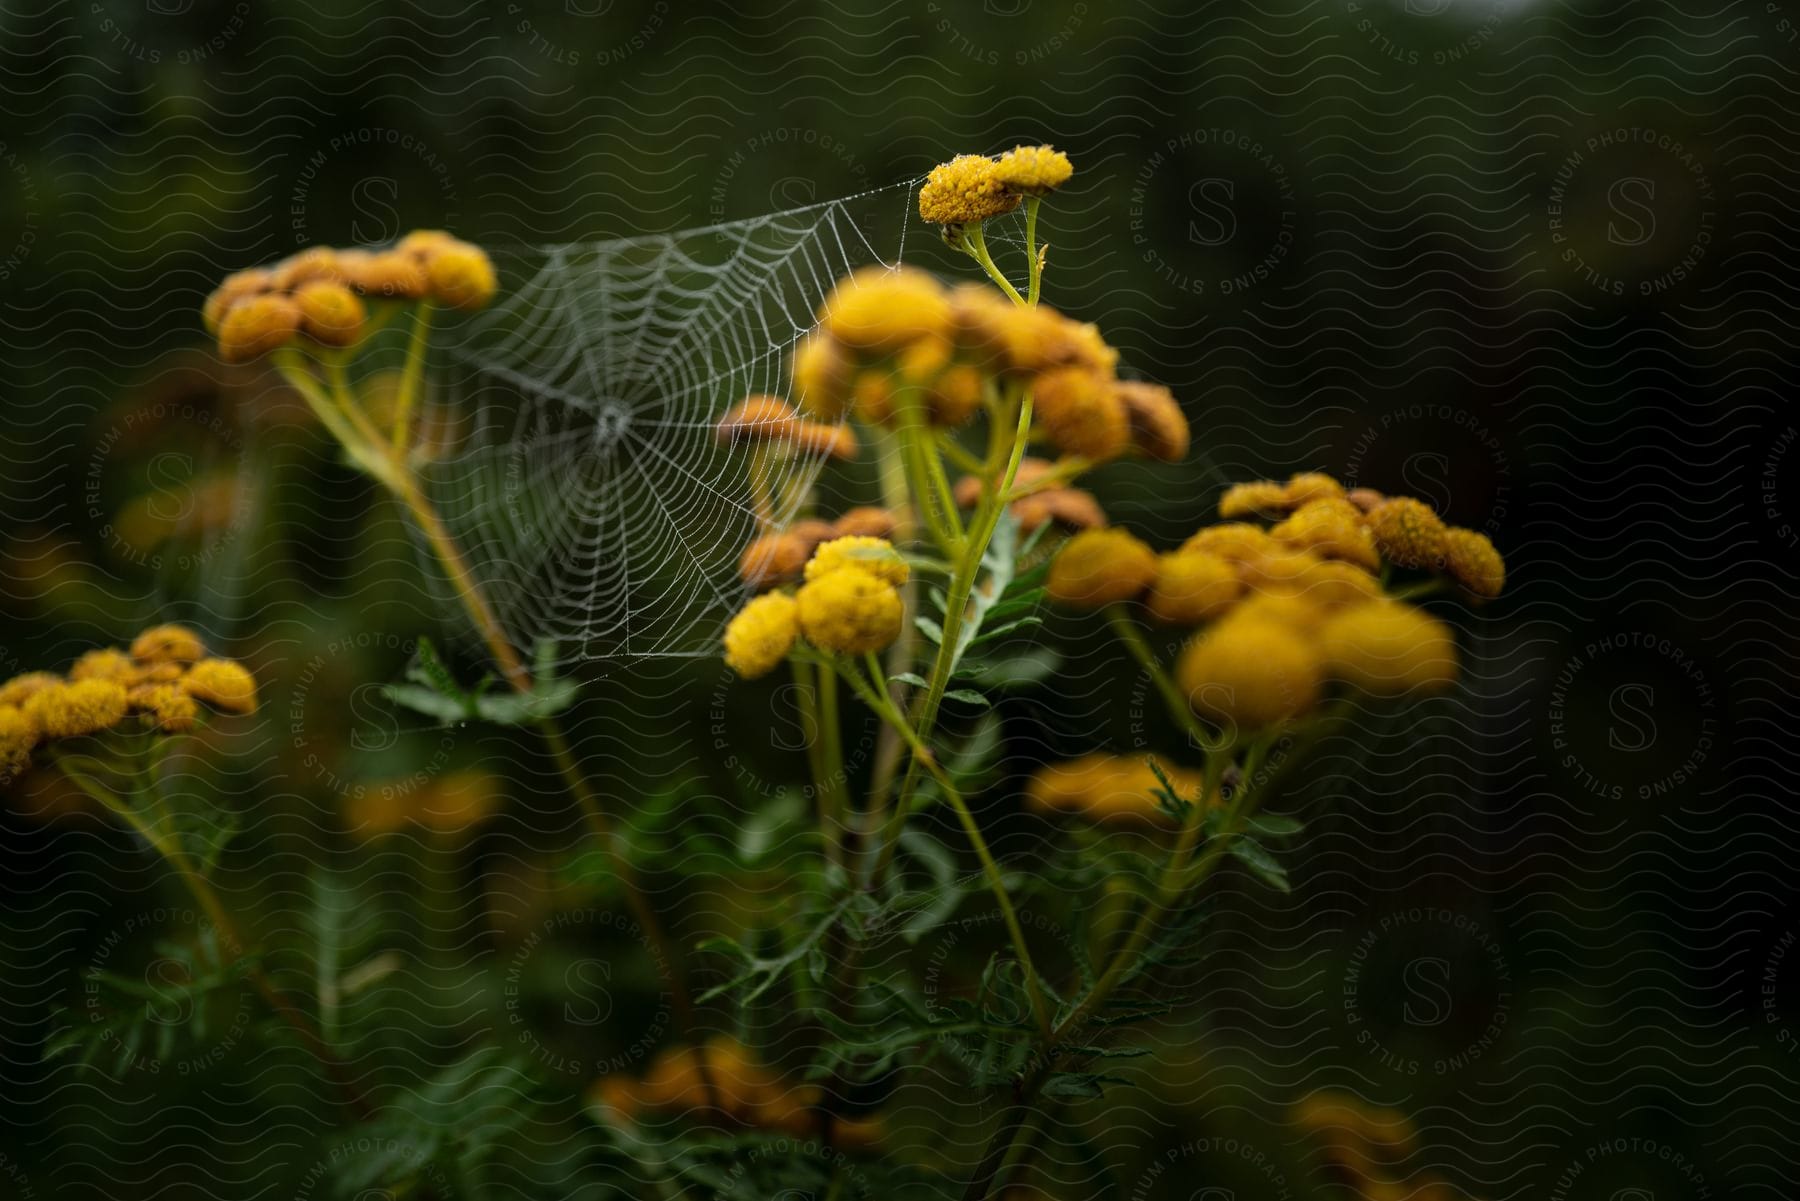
418 183 919 664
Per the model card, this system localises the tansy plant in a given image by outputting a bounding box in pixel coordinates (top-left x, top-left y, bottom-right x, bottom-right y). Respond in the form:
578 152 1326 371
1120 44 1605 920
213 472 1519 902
7 147 1508 1200
703 144 1507 1199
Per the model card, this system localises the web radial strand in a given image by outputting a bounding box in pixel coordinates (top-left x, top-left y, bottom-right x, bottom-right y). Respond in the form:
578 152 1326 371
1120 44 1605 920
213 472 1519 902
417 184 916 666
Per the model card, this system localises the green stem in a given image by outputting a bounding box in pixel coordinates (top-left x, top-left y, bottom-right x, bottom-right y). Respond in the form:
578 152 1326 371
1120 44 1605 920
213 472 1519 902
1103 605 1224 753
840 657 1053 1038
964 224 1026 306
1023 197 1043 306
391 302 433 452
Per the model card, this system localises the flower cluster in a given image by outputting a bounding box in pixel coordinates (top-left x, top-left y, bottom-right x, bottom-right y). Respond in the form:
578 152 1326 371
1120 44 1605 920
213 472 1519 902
591 1037 883 1149
1046 474 1505 730
722 535 909 676
204 231 496 364
1295 1092 1467 1201
1025 752 1209 827
0 624 258 783
918 143 1073 227
793 267 1188 464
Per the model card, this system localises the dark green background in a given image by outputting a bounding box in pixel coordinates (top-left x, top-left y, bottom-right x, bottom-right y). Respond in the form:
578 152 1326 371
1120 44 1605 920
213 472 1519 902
2 1 1796 1198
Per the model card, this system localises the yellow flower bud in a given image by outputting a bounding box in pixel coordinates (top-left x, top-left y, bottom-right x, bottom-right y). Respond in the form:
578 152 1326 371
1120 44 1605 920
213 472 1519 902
1145 550 1240 625
1175 615 1322 730
130 624 207 666
805 536 909 587
991 145 1073 197
723 592 801 678
796 567 904 656
129 683 199 734
927 362 985 428
202 268 275 334
1116 381 1189 462
295 280 368 347
1443 528 1505 598
792 333 852 421
819 266 950 353
1271 499 1380 570
1367 496 1448 570
1282 472 1346 508
217 293 302 363
830 507 898 540
0 705 37 784
181 658 259 715
1026 753 1205 826
919 154 1022 225
0 673 60 710
1218 480 1289 520
273 247 345 290
1033 366 1128 461
426 243 499 310
1046 528 1157 609
25 679 130 739
1317 601 1458 694
339 249 429 300
1181 523 1280 564
69 647 134 682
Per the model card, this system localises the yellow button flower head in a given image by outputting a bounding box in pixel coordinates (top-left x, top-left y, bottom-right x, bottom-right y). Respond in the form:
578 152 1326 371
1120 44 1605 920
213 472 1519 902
992 145 1074 197
69 647 134 682
1271 499 1380 570
130 624 207 667
1010 486 1107 534
1026 753 1205 826
1283 472 1346 508
1046 528 1157 609
181 658 259 715
1443 528 1505 598
819 266 950 354
25 679 130 739
217 292 302 363
1264 558 1382 612
1317 600 1458 694
830 507 898 540
1182 522 1280 564
0 705 37 784
1145 550 1241 625
791 333 852 421
1033 366 1129 461
1218 480 1289 520
1116 381 1189 462
1367 496 1448 570
740 529 818 590
129 683 199 734
427 242 499 310
0 672 60 709
295 280 368 347
723 592 801 678
338 249 429 300
805 536 909 587
202 268 275 334
927 362 985 427
274 246 345 290
1176 613 1322 731
919 154 1022 225
797 566 904 656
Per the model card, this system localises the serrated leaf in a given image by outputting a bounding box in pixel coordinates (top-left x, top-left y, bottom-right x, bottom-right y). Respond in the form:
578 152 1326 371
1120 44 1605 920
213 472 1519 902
1229 837 1291 892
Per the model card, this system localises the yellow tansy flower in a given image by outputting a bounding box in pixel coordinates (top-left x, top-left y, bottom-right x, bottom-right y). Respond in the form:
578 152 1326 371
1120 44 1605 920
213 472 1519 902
1144 550 1240 625
791 333 852 421
805 536 909 587
294 280 368 347
0 705 37 784
129 683 199 734
918 154 1022 225
26 679 130 739
181 658 259 715
69 647 134 682
819 266 950 353
1046 528 1157 609
1282 472 1346 508
1317 601 1458 694
130 624 207 667
1367 496 1448 570
0 672 60 710
217 292 302 363
1182 522 1281 564
991 145 1073 197
723 591 801 678
1033 366 1128 461
1116 381 1189 462
426 242 498 310
1271 499 1380 571
1218 480 1288 520
1443 528 1505 598
1176 613 1321 730
796 567 904 656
